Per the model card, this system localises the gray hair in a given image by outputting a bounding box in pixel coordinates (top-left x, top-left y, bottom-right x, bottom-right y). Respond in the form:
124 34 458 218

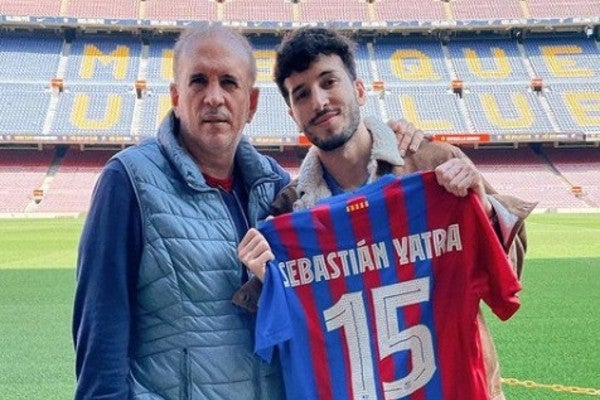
172 25 257 84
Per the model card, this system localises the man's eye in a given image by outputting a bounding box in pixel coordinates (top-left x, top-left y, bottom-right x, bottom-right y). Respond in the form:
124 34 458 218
222 79 238 88
294 91 307 101
190 77 206 86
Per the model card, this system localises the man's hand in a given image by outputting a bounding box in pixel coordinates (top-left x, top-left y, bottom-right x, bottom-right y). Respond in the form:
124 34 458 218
237 228 273 281
387 119 429 157
434 158 493 217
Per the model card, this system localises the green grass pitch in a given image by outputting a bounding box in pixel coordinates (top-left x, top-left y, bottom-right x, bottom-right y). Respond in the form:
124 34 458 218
0 214 598 399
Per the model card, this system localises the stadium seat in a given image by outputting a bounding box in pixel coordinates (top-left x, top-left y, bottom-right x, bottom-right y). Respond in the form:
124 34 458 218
63 0 139 19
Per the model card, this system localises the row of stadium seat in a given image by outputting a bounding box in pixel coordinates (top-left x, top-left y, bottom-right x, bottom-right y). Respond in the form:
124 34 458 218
2 146 599 213
1 33 599 85
1 82 598 140
1 0 599 21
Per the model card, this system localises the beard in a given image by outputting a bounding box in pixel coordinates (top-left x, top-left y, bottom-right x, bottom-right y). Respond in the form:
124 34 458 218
304 100 361 152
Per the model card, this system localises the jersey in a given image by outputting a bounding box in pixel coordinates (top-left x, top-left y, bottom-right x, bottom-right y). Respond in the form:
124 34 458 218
255 171 521 400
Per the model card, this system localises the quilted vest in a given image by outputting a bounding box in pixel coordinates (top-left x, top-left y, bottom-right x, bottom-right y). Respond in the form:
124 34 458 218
116 114 285 399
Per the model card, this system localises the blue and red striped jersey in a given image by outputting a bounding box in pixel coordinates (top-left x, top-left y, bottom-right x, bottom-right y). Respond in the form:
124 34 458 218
255 171 521 400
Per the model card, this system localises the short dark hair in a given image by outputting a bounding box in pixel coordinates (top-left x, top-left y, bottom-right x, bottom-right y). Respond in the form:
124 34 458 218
274 27 357 104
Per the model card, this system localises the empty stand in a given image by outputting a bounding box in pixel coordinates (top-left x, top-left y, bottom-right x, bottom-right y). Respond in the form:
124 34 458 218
145 37 176 85
544 147 600 206
138 86 171 137
544 83 600 133
527 0 600 18
0 84 51 136
299 0 369 22
447 38 531 82
384 86 470 133
362 93 385 121
523 36 600 83
355 41 375 83
372 36 451 85
250 36 280 84
34 149 115 213
450 0 524 20
374 0 447 21
0 149 53 213
144 0 217 21
243 87 298 141
464 147 588 209
64 34 142 84
223 0 293 22
464 84 554 134
0 33 63 82
63 0 139 19
0 0 60 16
51 85 137 138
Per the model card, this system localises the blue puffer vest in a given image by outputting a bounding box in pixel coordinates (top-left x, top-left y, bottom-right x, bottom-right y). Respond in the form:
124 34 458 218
115 113 286 400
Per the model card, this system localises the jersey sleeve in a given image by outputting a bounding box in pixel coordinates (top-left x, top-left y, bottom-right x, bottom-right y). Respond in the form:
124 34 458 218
471 196 522 321
255 261 294 363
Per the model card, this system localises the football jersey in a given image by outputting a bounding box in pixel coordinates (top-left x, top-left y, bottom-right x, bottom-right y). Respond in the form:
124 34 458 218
255 171 521 400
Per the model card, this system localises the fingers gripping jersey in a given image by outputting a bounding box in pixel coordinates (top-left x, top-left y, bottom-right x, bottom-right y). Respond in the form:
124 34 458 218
255 172 521 400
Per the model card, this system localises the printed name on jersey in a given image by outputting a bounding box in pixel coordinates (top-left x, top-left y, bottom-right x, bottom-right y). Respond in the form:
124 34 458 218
277 223 462 288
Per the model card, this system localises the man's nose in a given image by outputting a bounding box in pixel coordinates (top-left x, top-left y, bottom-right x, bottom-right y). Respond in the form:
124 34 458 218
311 88 329 111
204 82 225 107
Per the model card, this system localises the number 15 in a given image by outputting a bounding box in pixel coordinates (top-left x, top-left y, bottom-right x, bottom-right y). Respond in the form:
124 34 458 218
323 277 436 400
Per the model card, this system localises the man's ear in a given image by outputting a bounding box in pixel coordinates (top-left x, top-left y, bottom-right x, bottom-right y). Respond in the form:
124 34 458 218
169 83 179 110
247 87 260 123
354 78 367 106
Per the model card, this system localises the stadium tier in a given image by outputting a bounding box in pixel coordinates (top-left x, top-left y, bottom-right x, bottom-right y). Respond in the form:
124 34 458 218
63 0 140 20
144 0 217 22
0 149 54 213
2 0 600 22
463 84 555 134
64 34 142 83
1 30 599 143
449 0 524 20
224 0 293 22
464 147 592 210
298 0 369 23
523 36 600 83
447 38 531 83
527 0 600 19
374 0 446 21
0 84 52 136
0 1 599 215
383 86 470 133
544 83 600 133
372 36 451 85
0 32 63 82
51 84 137 139
0 0 61 17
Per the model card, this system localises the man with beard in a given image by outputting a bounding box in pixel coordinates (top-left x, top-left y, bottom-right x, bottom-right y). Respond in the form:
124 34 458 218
235 26 535 400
